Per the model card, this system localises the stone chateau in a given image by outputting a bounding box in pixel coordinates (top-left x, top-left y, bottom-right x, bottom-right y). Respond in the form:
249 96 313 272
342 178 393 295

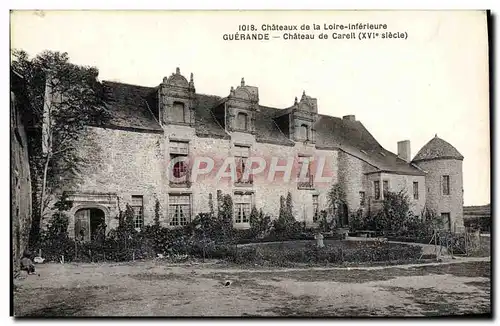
60 68 464 240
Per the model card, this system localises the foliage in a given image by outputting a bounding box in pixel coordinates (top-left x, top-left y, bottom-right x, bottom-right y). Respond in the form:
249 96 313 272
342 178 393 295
230 240 422 267
316 210 330 232
34 211 76 262
347 209 366 231
208 193 215 217
52 192 73 212
249 207 272 239
272 192 303 240
217 193 234 242
327 183 347 229
375 190 412 232
352 191 437 241
153 198 161 227
464 216 491 232
12 49 112 245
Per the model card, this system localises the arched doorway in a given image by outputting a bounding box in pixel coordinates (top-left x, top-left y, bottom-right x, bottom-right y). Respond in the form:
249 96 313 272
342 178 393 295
74 208 106 242
338 203 349 228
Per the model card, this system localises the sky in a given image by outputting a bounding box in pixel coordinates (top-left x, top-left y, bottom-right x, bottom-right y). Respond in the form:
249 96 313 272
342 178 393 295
10 10 490 206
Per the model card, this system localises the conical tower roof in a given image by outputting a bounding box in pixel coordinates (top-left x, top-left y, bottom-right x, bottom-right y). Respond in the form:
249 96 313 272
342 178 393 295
413 135 464 162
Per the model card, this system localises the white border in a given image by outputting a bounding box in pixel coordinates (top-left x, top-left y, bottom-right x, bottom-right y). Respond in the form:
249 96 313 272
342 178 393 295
3 1 497 325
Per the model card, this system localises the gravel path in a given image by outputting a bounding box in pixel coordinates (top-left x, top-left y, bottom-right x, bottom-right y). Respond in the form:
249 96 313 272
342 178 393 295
13 257 490 317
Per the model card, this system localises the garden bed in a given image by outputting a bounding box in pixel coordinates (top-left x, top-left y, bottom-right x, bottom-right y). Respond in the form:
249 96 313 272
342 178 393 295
229 240 424 267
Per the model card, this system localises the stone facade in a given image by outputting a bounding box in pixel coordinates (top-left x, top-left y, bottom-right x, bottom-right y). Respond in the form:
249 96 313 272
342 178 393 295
11 70 32 272
414 158 464 231
55 68 464 237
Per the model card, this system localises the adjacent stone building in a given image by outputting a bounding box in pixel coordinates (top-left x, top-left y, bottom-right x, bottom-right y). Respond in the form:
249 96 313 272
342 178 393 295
11 70 33 272
58 68 464 240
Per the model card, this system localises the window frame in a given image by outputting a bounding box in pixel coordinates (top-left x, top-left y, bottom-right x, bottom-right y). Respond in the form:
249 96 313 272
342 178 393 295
442 175 450 195
131 195 144 230
233 193 252 224
413 181 419 200
235 112 248 130
374 180 381 200
299 124 309 141
168 194 191 226
172 101 186 123
312 195 319 222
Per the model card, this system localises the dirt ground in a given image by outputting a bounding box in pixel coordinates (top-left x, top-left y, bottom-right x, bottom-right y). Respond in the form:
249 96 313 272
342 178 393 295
13 257 491 317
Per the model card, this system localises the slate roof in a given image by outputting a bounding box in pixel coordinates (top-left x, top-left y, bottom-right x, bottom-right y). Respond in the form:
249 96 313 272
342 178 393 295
413 135 464 162
102 81 162 132
100 80 425 175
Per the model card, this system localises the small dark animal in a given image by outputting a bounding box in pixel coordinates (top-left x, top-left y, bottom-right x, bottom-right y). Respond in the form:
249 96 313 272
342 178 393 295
20 251 36 275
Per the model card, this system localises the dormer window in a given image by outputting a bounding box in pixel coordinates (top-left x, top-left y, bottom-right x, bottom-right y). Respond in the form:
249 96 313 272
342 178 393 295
236 112 248 130
172 101 185 123
299 124 309 141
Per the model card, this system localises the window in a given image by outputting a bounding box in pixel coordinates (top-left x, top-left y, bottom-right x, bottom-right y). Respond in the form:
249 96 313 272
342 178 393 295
235 145 251 184
441 213 451 231
299 124 309 140
374 181 380 200
131 195 144 229
236 112 248 130
234 193 252 224
359 191 366 206
170 141 189 185
413 182 419 200
169 194 191 226
312 195 319 222
383 180 389 196
297 156 314 189
172 101 185 123
442 175 450 195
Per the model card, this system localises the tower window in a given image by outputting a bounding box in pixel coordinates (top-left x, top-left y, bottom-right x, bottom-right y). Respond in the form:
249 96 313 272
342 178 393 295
442 175 450 195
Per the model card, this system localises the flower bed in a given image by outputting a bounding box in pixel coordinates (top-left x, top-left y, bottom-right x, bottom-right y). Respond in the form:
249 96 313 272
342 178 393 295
229 240 423 267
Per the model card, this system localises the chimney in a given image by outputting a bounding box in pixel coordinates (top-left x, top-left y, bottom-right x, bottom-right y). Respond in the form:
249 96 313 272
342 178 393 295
342 115 356 121
397 140 411 163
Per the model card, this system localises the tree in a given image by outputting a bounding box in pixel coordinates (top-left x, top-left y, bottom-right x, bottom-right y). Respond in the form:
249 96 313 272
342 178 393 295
11 50 111 244
208 193 215 218
378 190 412 232
153 198 161 227
327 183 347 228
285 192 293 222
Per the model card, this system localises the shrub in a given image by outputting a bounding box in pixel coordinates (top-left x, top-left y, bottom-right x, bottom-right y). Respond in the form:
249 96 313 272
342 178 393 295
35 211 76 262
249 208 272 239
229 241 422 266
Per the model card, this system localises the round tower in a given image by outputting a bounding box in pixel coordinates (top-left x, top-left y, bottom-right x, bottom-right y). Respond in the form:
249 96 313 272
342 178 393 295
412 135 464 232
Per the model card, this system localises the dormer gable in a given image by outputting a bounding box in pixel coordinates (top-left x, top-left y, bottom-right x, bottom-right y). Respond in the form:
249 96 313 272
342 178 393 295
274 91 318 143
225 78 259 133
159 67 196 126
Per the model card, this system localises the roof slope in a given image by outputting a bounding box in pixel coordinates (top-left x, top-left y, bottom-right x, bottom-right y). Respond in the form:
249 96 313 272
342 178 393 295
102 81 162 132
463 204 490 217
413 135 464 162
100 80 424 175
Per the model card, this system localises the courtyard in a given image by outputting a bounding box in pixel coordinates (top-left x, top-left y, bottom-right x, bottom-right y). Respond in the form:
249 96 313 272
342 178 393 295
13 257 490 317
